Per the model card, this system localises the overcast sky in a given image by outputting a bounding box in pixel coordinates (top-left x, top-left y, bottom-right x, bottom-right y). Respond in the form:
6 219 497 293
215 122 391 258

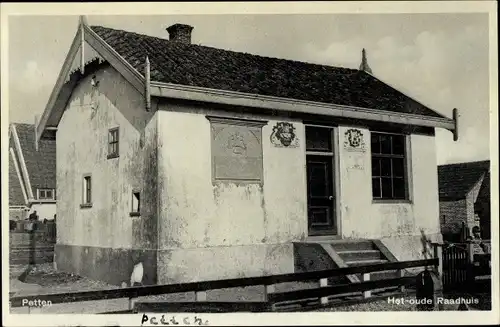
8 13 490 165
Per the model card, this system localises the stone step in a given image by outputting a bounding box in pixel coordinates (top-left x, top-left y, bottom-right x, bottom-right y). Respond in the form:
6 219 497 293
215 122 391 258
330 241 376 252
336 250 383 261
345 259 389 267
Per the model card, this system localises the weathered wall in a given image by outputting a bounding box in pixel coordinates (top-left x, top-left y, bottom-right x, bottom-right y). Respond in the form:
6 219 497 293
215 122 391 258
155 107 307 283
55 64 158 285
338 127 441 260
438 175 485 239
439 199 468 235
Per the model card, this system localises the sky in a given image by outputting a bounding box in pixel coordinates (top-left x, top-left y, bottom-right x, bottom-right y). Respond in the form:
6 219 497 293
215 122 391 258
7 13 491 165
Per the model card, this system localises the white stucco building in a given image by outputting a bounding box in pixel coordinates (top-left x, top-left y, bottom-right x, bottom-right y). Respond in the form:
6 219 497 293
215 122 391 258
36 18 458 286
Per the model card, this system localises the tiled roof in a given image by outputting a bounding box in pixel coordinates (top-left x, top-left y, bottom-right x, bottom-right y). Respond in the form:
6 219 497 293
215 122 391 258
90 25 444 119
14 123 56 195
9 152 26 206
475 170 490 209
438 160 490 199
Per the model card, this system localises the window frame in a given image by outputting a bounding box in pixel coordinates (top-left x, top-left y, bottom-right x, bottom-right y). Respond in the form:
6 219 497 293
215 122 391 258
107 127 120 159
37 188 55 200
81 174 92 208
130 190 141 217
370 131 410 202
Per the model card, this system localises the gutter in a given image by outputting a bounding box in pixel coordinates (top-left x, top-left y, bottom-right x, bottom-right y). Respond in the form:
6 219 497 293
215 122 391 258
150 81 457 131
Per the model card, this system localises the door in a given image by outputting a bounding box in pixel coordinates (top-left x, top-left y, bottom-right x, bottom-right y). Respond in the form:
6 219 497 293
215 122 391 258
306 155 336 236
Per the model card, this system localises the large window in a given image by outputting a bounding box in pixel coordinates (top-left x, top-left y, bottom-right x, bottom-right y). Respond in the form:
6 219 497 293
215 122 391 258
108 127 119 159
371 132 407 200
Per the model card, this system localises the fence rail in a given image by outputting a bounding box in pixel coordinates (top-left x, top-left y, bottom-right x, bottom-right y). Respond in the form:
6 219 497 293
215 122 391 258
10 258 437 312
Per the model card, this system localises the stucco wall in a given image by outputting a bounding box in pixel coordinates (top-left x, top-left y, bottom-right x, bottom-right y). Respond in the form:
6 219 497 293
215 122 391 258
155 108 307 282
338 127 440 239
55 65 158 285
338 127 441 261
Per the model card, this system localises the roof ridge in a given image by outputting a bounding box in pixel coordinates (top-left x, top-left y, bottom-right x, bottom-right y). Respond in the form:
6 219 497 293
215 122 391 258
90 25 359 73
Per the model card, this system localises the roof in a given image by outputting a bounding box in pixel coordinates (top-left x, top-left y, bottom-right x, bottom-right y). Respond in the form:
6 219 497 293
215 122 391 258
9 152 26 206
476 170 490 207
90 25 445 119
13 123 56 194
438 160 490 199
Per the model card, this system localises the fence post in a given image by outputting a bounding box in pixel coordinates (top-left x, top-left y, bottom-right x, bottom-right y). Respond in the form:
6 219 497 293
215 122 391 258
433 244 443 280
128 297 136 311
319 278 329 305
195 291 207 302
466 242 474 264
398 269 405 293
362 273 371 299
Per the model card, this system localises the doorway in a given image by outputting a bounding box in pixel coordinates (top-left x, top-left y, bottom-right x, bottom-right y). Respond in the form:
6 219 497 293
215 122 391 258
305 126 337 236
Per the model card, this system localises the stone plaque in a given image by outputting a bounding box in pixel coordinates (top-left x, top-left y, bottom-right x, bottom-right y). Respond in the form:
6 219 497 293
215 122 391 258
343 128 366 152
270 122 299 148
208 117 266 183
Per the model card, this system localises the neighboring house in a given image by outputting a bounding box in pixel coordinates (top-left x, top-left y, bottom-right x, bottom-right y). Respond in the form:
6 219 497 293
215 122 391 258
9 123 57 221
36 18 459 286
438 160 490 241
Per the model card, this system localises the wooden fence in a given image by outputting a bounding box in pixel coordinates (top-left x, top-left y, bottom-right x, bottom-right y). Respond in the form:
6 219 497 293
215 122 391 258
10 258 437 313
433 241 491 291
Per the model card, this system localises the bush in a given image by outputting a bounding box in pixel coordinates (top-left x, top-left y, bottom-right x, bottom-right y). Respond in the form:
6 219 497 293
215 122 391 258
9 220 16 231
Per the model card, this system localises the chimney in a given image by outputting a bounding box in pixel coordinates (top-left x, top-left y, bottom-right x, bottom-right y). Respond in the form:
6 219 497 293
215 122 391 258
166 24 193 44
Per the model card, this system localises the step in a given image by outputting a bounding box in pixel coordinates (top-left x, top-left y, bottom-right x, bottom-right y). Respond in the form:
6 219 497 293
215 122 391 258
345 259 389 267
330 241 376 252
336 250 383 261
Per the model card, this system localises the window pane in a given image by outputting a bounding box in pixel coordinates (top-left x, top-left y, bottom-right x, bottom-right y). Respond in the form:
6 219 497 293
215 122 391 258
371 134 381 154
393 158 405 177
393 135 405 155
393 178 406 199
380 134 392 154
372 177 381 198
381 177 392 199
306 127 332 152
372 158 381 176
380 158 392 177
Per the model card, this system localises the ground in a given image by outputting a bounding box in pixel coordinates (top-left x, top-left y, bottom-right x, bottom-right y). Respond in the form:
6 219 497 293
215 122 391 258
9 263 492 314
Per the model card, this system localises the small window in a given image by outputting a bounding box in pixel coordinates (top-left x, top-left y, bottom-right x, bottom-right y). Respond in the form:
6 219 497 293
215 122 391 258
82 175 92 206
108 128 119 159
131 191 140 216
38 189 54 200
306 127 332 152
371 132 408 200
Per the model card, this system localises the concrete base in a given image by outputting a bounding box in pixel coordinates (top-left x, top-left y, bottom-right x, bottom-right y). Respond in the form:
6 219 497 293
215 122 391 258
55 244 157 286
157 243 294 284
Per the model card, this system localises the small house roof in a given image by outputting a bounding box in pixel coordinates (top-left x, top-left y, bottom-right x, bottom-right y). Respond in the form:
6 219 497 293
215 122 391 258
13 123 56 193
438 160 490 200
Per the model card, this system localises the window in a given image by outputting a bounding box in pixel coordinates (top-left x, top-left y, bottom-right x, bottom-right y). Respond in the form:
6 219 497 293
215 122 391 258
82 175 92 206
38 188 55 200
371 132 407 200
131 191 140 216
108 127 119 159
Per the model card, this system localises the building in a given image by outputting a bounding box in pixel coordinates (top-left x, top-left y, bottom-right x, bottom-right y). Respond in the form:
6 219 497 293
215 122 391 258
36 17 459 286
438 160 490 241
9 123 57 222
